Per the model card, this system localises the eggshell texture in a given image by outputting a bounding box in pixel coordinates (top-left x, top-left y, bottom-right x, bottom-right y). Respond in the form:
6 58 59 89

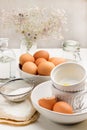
53 101 73 114
22 62 37 75
33 50 49 60
38 61 55 76
19 53 35 65
35 58 47 66
38 96 57 110
49 57 66 66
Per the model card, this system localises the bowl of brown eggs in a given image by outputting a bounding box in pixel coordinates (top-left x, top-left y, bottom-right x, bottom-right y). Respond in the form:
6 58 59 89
19 50 66 85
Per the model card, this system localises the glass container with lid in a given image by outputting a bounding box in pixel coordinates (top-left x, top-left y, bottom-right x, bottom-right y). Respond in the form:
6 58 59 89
62 40 81 62
0 38 16 83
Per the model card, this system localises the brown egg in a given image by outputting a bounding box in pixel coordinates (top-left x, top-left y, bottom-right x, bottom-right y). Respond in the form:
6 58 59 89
22 62 37 75
19 53 35 65
49 57 66 66
38 96 57 110
53 101 73 114
38 61 55 76
33 50 49 60
35 58 47 66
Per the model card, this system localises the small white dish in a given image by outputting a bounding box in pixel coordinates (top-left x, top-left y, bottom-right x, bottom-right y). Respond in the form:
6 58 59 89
51 62 87 92
31 80 87 124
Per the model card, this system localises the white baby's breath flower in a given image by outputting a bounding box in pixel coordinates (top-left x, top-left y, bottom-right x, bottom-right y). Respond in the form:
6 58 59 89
0 8 67 50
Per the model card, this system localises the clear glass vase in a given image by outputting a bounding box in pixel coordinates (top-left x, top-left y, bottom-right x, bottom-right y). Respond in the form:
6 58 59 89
20 38 37 54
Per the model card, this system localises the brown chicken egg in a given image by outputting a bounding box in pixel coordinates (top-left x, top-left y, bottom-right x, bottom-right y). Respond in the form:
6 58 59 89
38 96 57 110
38 61 55 76
53 101 73 114
49 57 66 66
22 61 37 75
33 50 49 60
19 53 35 65
35 58 47 66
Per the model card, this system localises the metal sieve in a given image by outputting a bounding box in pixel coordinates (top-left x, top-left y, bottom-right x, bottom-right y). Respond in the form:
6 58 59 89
0 78 35 102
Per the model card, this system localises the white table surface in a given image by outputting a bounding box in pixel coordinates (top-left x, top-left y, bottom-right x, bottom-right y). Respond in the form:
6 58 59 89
0 48 87 130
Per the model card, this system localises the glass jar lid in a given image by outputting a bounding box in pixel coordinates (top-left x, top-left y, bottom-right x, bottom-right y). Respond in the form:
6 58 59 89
63 40 80 52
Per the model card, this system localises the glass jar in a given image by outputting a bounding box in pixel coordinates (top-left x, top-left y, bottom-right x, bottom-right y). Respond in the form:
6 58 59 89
62 40 81 62
0 38 16 83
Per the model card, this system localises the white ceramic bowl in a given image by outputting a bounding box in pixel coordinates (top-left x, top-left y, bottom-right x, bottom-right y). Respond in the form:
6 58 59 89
31 81 87 124
19 66 50 86
51 62 87 92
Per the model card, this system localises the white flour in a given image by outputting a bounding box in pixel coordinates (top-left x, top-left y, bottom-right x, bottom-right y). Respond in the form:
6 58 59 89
9 87 31 95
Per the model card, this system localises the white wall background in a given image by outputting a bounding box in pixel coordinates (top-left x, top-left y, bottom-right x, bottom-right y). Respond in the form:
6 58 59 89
0 0 87 48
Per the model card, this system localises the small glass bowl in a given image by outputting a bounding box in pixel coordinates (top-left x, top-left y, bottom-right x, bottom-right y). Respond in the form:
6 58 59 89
0 78 34 102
